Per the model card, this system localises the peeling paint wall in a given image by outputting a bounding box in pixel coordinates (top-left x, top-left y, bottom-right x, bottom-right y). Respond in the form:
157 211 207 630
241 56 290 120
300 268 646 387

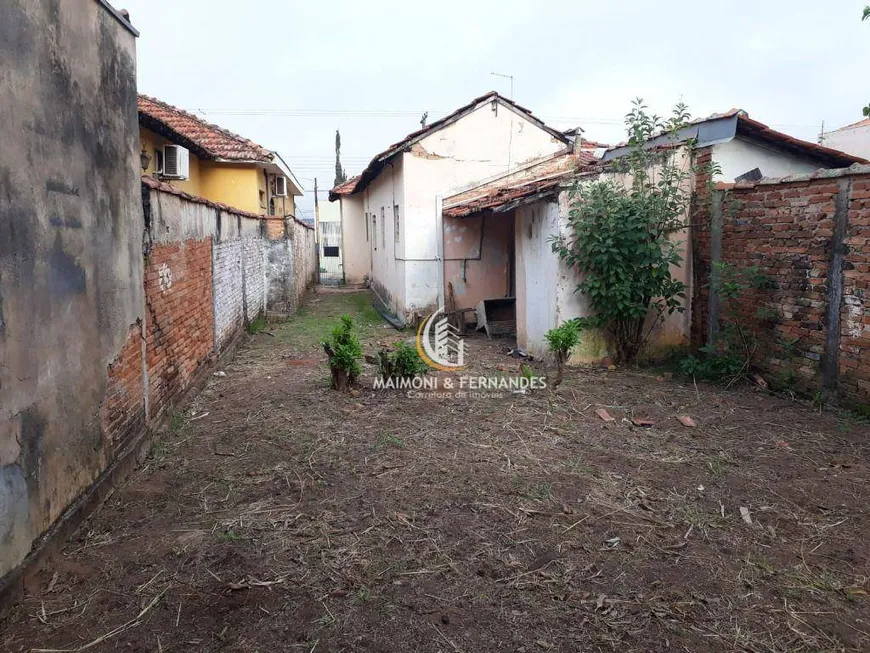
0 0 143 578
339 196 371 285
444 213 514 311
361 159 405 319
402 102 566 317
515 197 598 360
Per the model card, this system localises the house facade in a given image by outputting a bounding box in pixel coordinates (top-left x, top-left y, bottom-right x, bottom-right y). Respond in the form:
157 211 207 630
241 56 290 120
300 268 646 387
329 92 572 323
138 96 303 218
444 110 865 360
820 118 870 160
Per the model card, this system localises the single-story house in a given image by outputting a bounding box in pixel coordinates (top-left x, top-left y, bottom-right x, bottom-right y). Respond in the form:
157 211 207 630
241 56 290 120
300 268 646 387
443 109 866 360
329 91 574 324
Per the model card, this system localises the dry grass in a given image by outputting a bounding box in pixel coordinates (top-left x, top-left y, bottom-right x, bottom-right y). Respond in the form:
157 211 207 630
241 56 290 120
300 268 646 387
3 290 870 653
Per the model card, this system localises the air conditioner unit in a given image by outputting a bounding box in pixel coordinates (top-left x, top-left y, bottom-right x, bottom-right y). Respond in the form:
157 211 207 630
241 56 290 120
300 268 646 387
162 144 190 180
273 176 288 197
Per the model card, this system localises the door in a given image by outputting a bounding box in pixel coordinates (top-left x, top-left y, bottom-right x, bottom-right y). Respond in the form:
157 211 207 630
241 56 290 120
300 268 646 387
318 221 344 285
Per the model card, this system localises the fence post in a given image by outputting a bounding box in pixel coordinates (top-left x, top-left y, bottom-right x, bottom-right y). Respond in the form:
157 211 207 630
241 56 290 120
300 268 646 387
706 190 724 345
821 177 851 398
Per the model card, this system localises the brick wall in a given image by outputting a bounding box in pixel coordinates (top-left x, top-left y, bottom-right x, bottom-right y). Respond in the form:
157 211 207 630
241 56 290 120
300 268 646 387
213 236 244 349
291 218 318 308
242 232 266 322
690 147 714 348
144 238 215 420
100 322 146 455
841 176 870 401
695 166 870 405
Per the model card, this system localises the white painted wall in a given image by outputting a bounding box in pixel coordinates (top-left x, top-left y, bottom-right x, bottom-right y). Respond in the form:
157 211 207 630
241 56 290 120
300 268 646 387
821 123 870 160
713 137 823 182
361 158 405 317
338 196 370 285
400 101 566 318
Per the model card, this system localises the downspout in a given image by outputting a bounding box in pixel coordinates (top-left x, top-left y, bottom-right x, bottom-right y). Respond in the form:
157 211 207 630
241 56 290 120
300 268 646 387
436 195 445 310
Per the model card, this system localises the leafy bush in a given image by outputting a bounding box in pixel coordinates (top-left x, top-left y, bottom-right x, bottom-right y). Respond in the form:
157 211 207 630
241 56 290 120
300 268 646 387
545 320 581 387
322 315 363 391
551 100 693 364
375 342 428 380
679 262 775 385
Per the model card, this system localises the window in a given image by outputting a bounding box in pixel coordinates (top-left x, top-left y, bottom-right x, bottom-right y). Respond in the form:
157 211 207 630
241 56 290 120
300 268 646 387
394 204 400 244
380 206 386 247
372 213 378 250
154 148 164 174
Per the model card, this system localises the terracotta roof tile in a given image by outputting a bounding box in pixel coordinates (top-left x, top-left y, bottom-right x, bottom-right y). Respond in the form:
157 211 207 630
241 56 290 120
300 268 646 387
338 91 571 198
329 175 361 200
833 117 870 132
138 95 273 163
443 152 597 218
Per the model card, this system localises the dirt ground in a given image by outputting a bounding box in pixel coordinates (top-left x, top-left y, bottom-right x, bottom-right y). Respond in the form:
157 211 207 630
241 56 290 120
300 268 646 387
3 290 870 653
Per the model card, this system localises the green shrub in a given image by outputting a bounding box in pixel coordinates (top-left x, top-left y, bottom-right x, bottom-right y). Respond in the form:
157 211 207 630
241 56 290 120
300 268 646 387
376 342 428 380
551 100 694 364
545 320 581 387
323 315 363 391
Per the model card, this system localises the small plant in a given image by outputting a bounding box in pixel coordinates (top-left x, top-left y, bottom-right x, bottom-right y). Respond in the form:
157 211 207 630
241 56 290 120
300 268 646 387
323 315 363 391
216 529 245 543
545 320 581 387
375 342 428 380
247 315 267 334
376 433 405 449
679 262 774 385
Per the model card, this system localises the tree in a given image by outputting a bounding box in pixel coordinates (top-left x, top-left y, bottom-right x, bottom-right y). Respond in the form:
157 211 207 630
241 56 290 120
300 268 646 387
551 99 693 364
334 129 347 187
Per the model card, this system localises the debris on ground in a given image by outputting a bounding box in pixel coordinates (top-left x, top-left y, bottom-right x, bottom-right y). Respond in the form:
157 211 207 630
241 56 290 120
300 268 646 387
4 291 870 653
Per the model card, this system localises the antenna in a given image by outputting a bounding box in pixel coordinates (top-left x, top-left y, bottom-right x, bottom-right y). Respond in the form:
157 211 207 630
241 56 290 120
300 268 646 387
490 72 514 100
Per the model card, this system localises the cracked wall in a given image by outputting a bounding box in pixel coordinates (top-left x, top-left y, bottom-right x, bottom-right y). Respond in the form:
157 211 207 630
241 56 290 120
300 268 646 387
0 0 143 578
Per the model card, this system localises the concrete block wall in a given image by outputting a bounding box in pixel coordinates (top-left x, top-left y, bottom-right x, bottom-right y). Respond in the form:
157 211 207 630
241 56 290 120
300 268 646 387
694 166 870 406
291 217 318 308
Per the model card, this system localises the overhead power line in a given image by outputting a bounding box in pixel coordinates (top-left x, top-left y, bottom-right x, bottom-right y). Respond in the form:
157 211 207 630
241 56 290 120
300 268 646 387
199 108 822 130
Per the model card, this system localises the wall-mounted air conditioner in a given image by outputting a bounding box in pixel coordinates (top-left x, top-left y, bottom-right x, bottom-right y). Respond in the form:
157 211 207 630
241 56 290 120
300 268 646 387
273 176 288 197
162 144 190 180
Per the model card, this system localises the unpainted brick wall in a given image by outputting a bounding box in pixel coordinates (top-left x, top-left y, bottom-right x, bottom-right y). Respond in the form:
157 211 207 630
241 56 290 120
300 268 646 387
690 147 714 348
100 322 146 455
694 169 870 405
144 238 215 420
841 177 870 401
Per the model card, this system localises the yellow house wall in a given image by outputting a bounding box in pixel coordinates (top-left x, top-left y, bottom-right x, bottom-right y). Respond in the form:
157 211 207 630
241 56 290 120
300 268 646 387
139 127 202 196
198 162 262 215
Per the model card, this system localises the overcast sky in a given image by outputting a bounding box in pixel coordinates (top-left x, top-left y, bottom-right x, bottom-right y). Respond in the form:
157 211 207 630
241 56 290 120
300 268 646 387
121 0 870 220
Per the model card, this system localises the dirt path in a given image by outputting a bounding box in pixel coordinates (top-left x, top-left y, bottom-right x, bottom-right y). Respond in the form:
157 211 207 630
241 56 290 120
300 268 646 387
3 291 870 652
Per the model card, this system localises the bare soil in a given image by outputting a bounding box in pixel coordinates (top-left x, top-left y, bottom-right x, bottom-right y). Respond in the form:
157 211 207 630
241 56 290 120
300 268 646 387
3 290 870 652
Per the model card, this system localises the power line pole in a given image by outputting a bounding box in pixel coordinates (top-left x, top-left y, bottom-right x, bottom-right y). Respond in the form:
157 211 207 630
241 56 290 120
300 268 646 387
314 177 320 244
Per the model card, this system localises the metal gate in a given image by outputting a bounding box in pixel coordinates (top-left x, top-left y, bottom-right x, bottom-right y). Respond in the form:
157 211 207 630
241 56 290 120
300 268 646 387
318 221 344 285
